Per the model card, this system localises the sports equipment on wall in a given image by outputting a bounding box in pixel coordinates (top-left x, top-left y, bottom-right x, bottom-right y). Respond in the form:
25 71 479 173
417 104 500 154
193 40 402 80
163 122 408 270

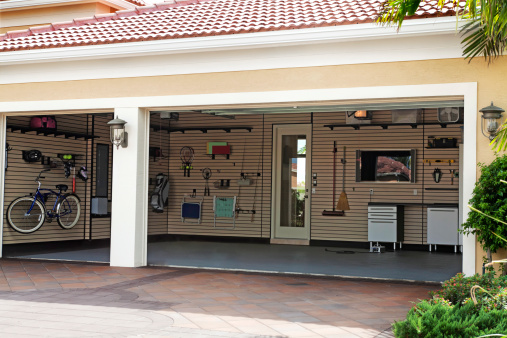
180 146 194 177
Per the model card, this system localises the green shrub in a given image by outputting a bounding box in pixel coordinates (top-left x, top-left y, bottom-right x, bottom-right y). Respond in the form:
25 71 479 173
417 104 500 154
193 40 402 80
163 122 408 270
393 300 507 337
462 155 507 254
471 287 507 312
429 272 507 305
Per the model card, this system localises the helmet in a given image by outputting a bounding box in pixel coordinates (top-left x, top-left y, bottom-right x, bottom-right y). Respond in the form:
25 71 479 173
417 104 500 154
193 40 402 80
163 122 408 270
77 166 88 181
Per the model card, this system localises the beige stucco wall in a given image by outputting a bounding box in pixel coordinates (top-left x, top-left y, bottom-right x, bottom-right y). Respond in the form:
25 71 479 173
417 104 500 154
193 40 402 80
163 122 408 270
0 3 114 32
1 56 507 273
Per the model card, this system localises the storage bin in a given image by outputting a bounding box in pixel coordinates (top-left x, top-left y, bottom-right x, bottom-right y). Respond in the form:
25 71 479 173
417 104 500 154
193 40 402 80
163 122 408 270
391 109 422 124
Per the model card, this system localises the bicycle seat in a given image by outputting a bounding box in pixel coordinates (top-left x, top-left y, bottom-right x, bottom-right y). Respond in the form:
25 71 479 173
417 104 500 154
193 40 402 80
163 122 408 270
55 184 68 192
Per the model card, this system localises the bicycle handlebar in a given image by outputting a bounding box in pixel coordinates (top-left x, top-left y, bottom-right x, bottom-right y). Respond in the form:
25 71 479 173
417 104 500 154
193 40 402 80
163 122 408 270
35 169 51 182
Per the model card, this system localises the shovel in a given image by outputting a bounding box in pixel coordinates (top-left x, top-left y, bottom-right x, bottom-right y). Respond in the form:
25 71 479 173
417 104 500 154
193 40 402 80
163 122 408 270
336 146 350 211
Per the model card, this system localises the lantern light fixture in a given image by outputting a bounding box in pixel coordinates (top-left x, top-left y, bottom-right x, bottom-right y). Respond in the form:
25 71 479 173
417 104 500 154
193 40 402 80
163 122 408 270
480 102 504 141
107 116 128 149
432 168 442 183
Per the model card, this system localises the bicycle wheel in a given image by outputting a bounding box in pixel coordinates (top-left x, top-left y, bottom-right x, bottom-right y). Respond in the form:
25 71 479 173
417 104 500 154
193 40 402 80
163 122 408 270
7 197 46 233
56 194 81 229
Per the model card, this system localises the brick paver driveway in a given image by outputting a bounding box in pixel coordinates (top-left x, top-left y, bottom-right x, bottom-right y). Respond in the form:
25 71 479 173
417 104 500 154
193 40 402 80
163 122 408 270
0 259 437 337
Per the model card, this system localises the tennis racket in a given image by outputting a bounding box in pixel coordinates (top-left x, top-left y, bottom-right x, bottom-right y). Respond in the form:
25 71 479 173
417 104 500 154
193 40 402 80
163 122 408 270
180 146 195 177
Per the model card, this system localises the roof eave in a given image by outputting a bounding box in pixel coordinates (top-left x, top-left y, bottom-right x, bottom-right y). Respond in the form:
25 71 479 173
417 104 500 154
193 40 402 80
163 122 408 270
0 0 136 11
0 17 464 66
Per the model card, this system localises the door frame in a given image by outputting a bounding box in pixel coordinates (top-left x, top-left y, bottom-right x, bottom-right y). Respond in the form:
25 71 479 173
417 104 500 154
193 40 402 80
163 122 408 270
271 124 312 241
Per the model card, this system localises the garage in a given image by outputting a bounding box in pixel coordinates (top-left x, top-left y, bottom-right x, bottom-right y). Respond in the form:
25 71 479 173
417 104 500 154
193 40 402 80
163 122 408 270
144 102 464 282
2 113 113 263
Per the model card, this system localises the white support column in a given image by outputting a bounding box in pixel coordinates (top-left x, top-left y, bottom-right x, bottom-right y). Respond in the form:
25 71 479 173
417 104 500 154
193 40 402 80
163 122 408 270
461 85 477 276
110 107 149 267
0 114 6 258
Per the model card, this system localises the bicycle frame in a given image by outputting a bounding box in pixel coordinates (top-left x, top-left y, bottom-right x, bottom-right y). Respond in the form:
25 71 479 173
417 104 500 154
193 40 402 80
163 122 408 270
25 179 69 219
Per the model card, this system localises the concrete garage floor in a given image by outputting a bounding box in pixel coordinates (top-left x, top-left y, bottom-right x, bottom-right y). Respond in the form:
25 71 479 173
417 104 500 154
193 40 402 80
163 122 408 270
7 240 462 283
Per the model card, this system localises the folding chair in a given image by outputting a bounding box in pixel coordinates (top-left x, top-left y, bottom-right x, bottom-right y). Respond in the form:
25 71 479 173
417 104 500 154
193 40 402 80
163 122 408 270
181 195 203 224
213 196 236 229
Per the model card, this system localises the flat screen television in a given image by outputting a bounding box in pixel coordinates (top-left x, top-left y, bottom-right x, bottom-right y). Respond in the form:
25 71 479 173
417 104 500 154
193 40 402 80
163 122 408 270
356 149 416 183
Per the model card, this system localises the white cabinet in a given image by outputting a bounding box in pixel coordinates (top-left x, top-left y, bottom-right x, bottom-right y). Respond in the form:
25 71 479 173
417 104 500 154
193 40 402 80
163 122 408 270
427 207 459 250
368 205 404 244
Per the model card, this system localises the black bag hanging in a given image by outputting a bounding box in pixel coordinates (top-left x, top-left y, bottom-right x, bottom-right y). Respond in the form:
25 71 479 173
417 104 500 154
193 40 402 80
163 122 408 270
150 173 169 213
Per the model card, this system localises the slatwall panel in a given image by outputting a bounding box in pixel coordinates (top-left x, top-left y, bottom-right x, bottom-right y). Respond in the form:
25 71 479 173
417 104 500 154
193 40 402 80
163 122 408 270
4 115 90 244
88 114 113 240
149 112 271 238
148 110 460 245
148 114 170 235
3 114 112 244
311 109 461 244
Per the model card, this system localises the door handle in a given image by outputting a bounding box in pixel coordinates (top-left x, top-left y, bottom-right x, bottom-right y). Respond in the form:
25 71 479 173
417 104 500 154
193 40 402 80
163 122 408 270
304 195 308 199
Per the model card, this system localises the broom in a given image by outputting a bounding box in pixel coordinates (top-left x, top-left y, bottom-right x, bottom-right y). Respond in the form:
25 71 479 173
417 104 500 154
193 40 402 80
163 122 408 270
336 146 350 211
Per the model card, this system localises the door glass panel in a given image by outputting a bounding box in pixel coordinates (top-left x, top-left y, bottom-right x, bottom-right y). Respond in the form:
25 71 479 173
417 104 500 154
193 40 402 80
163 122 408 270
280 135 306 228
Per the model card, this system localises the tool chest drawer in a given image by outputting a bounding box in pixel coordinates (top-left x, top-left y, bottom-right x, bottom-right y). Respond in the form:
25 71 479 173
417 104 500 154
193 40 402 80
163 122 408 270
368 206 397 213
368 212 397 219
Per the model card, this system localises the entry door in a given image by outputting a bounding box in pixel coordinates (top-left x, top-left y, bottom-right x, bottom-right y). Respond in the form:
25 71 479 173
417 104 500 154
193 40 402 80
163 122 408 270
272 124 312 240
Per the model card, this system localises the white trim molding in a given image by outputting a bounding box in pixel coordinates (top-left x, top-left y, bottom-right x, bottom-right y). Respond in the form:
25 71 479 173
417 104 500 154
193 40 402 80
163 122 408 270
0 17 463 66
0 82 478 275
0 33 463 85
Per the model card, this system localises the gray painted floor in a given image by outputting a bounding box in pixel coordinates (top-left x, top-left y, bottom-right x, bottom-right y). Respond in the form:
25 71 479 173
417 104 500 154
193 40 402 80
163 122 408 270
11 240 462 282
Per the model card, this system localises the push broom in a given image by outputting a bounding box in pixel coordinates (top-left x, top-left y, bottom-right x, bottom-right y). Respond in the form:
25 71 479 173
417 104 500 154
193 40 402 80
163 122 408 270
336 146 350 212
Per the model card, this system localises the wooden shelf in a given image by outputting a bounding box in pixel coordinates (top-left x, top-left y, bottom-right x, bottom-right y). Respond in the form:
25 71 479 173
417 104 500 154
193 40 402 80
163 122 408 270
324 122 459 130
7 125 98 140
151 125 252 133
425 147 459 149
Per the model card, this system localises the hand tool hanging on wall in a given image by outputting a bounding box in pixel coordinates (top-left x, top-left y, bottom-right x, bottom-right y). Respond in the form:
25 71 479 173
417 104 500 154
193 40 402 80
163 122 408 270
449 169 458 185
236 138 248 216
336 146 351 211
323 142 345 216
180 146 194 177
202 168 212 196
250 152 262 222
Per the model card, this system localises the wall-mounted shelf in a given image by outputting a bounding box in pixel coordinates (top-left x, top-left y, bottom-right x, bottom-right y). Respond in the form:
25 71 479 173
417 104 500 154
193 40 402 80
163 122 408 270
7 125 98 140
425 188 459 191
324 122 459 131
206 154 230 160
150 125 252 133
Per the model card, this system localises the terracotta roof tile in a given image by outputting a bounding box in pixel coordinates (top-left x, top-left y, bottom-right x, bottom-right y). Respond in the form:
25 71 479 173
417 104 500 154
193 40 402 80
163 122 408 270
125 0 146 6
0 0 458 52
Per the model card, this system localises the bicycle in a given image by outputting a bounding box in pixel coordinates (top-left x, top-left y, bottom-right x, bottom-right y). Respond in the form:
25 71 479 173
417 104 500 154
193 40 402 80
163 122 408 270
6 169 81 233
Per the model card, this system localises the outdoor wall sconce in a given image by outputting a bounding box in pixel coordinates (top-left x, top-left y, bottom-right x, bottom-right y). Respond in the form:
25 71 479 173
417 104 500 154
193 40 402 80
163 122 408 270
107 116 128 149
480 102 504 141
353 110 372 120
